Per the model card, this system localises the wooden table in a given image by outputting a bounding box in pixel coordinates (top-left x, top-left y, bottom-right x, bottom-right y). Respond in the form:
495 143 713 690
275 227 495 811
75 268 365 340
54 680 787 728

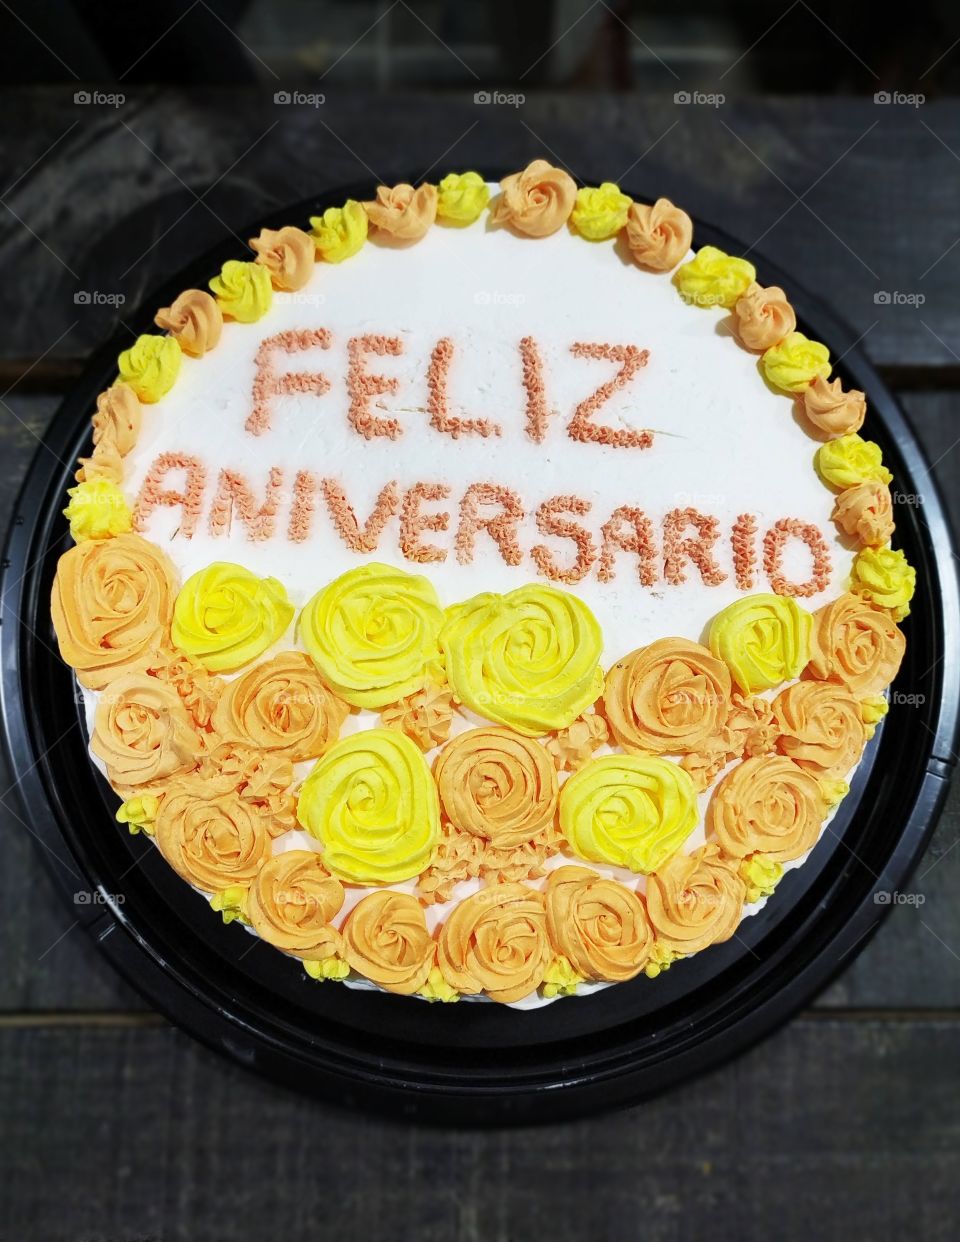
1 89 958 1241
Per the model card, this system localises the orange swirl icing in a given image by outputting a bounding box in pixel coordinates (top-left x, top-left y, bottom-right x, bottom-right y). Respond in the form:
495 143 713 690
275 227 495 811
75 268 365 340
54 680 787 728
212 651 348 763
380 683 455 751
246 850 345 958
90 671 195 788
772 681 866 778
154 789 272 891
733 282 797 352
341 891 435 995
433 727 558 849
545 865 654 982
603 637 732 755
802 376 866 438
363 183 438 241
51 533 177 690
437 883 550 1002
249 225 316 291
623 197 692 271
92 383 141 458
832 481 895 547
646 842 746 955
171 741 297 837
708 755 826 862
154 289 223 357
491 160 577 238
544 712 609 772
807 592 905 697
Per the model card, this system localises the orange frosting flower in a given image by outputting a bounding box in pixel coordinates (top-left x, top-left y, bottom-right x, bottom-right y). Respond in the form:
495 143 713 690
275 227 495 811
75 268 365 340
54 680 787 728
491 160 577 238
807 592 905 697
802 376 866 438
342 891 435 995
380 683 455 751
154 288 223 357
733 282 797 352
91 671 196 788
772 681 866 778
154 789 272 891
604 638 732 755
92 383 141 457
172 740 297 837
709 755 826 862
433 727 558 849
212 651 348 763
544 712 609 772
437 883 550 1002
832 481 895 547
545 865 654 981
246 850 345 958
51 533 177 690
623 197 692 270
363 182 437 241
249 225 316 291
646 842 746 955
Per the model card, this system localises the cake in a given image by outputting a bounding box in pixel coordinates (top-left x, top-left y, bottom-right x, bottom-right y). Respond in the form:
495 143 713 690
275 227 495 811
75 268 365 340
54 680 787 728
50 161 914 1007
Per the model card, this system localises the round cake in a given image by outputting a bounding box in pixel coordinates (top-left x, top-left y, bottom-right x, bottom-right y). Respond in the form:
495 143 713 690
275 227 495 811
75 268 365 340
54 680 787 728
51 161 914 1007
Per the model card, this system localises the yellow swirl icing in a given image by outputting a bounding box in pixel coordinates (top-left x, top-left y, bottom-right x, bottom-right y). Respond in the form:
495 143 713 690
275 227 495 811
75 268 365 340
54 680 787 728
63 479 132 541
309 200 368 262
436 171 490 225
297 728 440 884
673 245 756 309
117 333 181 403
208 259 273 322
172 562 293 673
570 182 632 241
115 793 159 836
740 855 783 903
299 562 443 709
761 331 831 393
708 593 813 694
851 546 916 620
559 754 698 874
440 584 603 737
816 433 893 490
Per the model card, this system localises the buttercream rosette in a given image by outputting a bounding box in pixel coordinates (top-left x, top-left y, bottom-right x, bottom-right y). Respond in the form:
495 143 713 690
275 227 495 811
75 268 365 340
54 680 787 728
172 562 293 673
437 883 550 1002
246 850 345 959
708 593 812 694
363 182 438 241
248 225 315 291
806 592 905 697
154 289 222 357
545 866 654 982
623 197 692 271
491 159 577 238
91 671 196 789
646 842 746 955
733 282 796 352
342 891 436 995
709 755 827 863
772 681 866 779
154 789 272 891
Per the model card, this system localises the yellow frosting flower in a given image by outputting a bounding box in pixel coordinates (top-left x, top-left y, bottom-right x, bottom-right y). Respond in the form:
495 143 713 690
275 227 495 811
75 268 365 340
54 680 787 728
709 593 813 694
299 563 443 709
673 245 756 309
304 956 350 981
440 584 604 737
819 777 850 807
762 331 831 393
63 479 132 542
117 333 181 403
570 181 632 241
297 729 440 884
643 943 681 978
559 754 698 874
740 855 783 903
860 693 889 736
436 171 490 225
209 885 249 925
209 259 273 322
115 794 159 836
309 200 368 262
418 965 460 1003
816 433 893 490
172 562 293 673
541 955 584 998
851 546 916 620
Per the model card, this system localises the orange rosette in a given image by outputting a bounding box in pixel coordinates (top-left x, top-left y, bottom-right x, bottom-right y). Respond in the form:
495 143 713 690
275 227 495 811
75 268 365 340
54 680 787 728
212 652 348 763
92 383 141 458
802 376 866 438
154 289 223 357
772 681 866 778
154 789 272 891
491 159 577 238
248 225 315 291
51 533 177 690
545 865 654 982
807 592 905 697
342 891 435 996
708 755 826 863
246 850 345 959
437 883 550 1002
733 282 796 352
623 197 692 271
646 842 746 955
603 638 732 755
90 671 196 788
363 183 437 241
832 481 895 547
433 727 558 849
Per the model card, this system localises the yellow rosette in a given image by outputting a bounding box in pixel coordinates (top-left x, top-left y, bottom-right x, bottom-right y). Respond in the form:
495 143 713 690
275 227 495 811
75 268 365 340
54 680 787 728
297 728 440 884
816 433 893 489
436 171 490 225
851 546 916 620
63 479 132 541
440 584 604 737
673 245 756 309
309 200 368 262
209 259 272 322
117 333 181 403
299 563 443 709
172 562 293 673
559 753 698 874
708 593 812 694
570 182 632 240
761 331 831 392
